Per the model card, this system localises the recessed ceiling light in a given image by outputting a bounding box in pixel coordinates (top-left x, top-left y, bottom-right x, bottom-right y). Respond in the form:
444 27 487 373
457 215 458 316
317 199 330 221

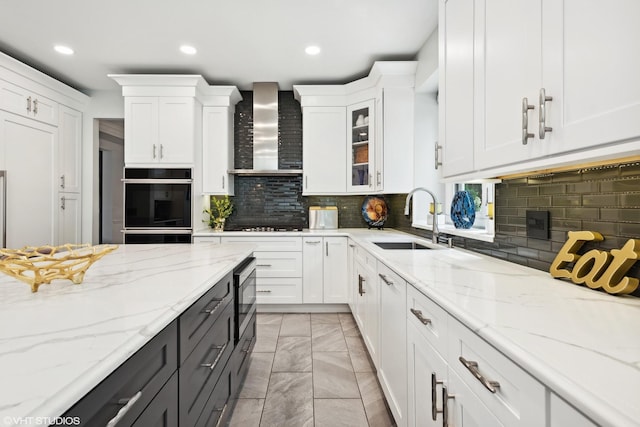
54 45 74 55
180 45 197 55
305 45 321 56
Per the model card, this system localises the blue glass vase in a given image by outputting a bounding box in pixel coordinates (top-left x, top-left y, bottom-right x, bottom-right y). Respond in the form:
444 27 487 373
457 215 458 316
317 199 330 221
450 191 476 229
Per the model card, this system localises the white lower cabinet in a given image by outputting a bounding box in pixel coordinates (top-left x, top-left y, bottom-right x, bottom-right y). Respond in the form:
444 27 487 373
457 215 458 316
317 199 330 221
353 245 379 366
58 192 81 244
303 236 348 303
549 392 597 427
378 262 408 427
220 236 303 304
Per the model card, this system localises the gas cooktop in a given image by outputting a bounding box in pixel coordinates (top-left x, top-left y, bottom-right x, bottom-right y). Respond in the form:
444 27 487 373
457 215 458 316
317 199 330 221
230 226 302 232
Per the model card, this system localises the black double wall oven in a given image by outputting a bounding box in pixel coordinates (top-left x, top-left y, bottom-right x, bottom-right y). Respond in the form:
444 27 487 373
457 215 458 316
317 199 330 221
123 168 192 243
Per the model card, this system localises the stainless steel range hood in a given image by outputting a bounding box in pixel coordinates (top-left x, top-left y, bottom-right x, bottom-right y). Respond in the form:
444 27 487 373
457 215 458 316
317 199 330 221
229 82 303 176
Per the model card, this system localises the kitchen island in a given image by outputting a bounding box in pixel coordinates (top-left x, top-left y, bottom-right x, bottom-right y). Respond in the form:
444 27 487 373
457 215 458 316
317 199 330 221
0 243 254 426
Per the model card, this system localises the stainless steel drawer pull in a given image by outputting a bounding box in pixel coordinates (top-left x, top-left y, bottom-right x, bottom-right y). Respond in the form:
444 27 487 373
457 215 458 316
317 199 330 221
257 290 272 293
459 356 500 393
60 175 65 189
152 144 157 159
33 98 39 114
159 144 164 159
442 387 454 427
379 273 394 286
214 403 228 427
201 298 223 315
410 308 431 325
257 264 272 267
434 142 442 170
107 390 142 427
26 96 32 112
201 342 228 370
521 97 535 145
305 240 321 244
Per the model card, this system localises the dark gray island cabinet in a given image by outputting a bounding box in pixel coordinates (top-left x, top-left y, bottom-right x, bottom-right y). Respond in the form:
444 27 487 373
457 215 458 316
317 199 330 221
61 270 256 426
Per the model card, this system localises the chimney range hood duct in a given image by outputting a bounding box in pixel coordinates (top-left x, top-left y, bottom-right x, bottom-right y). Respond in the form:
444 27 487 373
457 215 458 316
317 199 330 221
229 82 303 176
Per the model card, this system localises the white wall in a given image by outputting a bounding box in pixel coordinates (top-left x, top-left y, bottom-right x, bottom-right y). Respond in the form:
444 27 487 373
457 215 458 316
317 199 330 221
82 90 124 243
412 28 444 229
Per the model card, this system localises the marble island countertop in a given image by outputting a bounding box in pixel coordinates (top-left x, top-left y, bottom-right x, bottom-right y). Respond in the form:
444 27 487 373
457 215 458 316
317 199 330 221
0 243 254 426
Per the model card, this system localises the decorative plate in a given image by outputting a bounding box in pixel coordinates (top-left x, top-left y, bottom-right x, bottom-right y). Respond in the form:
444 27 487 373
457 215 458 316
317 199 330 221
362 196 388 228
450 191 476 229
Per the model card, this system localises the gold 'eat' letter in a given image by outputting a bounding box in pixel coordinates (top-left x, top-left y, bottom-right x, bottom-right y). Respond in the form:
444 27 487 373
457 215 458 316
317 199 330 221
596 239 640 295
550 231 604 279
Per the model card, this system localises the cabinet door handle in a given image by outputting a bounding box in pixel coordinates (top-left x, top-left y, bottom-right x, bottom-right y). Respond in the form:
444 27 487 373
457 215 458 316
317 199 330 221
431 372 444 421
358 275 366 295
26 96 32 113
434 142 443 170
442 386 454 427
257 263 272 267
33 98 38 114
201 298 223 315
539 88 553 139
222 175 225 189
201 342 228 370
60 196 66 210
60 175 65 189
376 171 382 186
379 273 393 286
410 308 431 325
214 403 228 427
369 174 373 187
326 241 329 256
305 240 321 244
257 289 272 293
305 175 308 189
521 98 535 145
459 356 500 393
106 390 142 427
159 144 164 159
152 144 157 159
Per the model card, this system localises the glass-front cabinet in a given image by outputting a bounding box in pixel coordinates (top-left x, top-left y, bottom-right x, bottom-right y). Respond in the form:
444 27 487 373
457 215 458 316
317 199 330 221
347 100 375 192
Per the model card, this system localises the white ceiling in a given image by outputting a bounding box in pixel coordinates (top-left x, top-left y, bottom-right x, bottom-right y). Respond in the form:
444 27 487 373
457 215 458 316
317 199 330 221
0 0 438 94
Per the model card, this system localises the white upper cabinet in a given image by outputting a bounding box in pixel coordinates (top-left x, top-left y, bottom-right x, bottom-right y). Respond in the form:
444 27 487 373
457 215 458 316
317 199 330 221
301 106 346 194
202 106 235 195
124 96 196 166
441 0 640 179
347 100 376 192
439 0 475 178
0 78 58 126
543 0 640 156
58 105 82 193
294 62 417 195
473 0 545 171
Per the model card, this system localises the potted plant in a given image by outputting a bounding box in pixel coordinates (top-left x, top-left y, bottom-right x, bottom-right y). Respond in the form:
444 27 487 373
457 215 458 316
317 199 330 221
203 195 233 232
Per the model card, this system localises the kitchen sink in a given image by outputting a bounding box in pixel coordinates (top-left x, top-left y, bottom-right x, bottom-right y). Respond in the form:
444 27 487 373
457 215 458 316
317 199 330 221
373 241 432 250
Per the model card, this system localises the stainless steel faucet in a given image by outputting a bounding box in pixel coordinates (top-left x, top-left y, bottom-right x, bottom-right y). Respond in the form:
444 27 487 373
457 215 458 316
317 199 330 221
404 187 440 244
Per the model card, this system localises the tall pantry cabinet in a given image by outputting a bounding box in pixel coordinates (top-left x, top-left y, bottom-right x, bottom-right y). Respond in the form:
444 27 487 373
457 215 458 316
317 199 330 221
0 52 88 248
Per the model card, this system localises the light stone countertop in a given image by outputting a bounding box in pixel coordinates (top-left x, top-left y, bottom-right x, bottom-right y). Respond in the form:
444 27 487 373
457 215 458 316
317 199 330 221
1 229 639 426
0 243 254 426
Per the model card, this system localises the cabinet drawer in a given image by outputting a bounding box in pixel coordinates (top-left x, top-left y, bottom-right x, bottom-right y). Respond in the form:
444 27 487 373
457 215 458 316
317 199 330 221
195 360 233 427
232 311 256 396
132 371 178 427
407 285 448 359
193 236 221 243
255 252 302 278
221 236 302 251
0 79 58 126
179 272 233 364
62 321 178 426
448 319 545 426
179 300 234 427
354 244 376 269
256 278 303 304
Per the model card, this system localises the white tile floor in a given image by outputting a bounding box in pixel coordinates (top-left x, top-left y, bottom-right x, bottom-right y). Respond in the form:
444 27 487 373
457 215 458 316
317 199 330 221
228 313 396 427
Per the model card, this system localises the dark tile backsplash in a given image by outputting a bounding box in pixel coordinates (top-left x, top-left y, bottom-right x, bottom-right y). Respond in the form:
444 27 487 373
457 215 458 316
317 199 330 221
396 162 640 297
218 89 639 295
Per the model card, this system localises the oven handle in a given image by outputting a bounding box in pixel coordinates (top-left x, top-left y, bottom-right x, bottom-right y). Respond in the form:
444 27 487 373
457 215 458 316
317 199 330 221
122 178 193 184
236 258 257 284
